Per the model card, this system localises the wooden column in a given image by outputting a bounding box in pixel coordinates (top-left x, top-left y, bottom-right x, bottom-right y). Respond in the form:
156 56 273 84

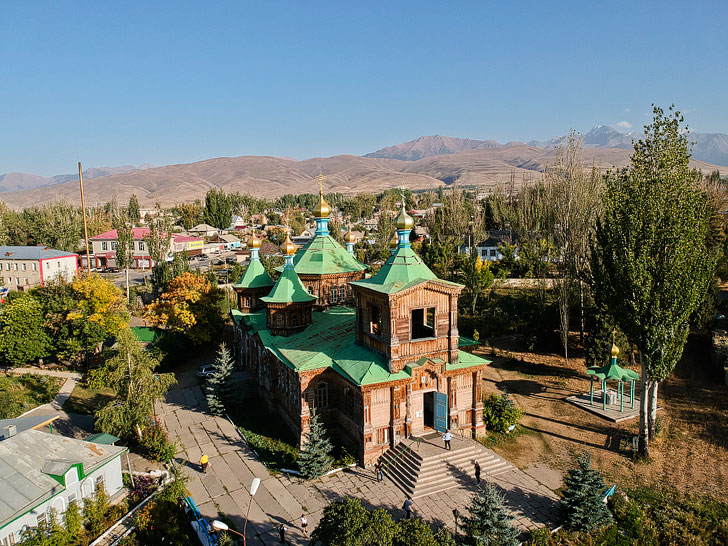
472 370 485 437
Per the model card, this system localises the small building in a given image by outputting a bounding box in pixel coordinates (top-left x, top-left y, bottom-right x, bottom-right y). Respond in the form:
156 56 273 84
172 235 204 257
0 246 78 291
212 234 241 250
189 224 219 238
228 215 247 231
464 230 517 262
0 429 127 545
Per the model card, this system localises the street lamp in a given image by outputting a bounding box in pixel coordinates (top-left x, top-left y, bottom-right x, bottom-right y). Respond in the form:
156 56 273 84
452 508 459 539
213 477 261 545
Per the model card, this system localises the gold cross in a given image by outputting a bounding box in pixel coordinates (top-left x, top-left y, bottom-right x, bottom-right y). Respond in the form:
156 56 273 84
318 172 325 195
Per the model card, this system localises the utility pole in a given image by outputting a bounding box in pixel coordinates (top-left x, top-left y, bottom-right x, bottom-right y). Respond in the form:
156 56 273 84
78 162 91 275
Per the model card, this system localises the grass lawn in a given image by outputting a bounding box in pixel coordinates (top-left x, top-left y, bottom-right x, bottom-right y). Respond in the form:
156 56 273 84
131 326 160 344
0 374 64 418
62 383 116 415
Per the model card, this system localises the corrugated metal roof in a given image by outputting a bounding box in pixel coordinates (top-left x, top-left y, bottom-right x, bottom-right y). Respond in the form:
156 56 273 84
0 430 126 529
0 246 77 261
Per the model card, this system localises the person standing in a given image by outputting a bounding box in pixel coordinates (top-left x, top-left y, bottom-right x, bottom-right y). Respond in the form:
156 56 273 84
474 460 481 484
375 461 384 482
403 497 413 519
200 454 209 473
300 514 308 536
279 523 287 543
442 431 453 450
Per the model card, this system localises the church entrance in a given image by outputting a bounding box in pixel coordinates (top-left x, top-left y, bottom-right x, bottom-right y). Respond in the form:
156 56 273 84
423 391 435 428
422 391 448 432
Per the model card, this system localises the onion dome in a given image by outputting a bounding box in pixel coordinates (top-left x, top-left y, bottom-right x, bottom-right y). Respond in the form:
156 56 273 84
394 205 414 230
344 227 356 244
313 193 332 219
611 343 620 357
247 233 262 249
281 234 297 256
389 233 398 249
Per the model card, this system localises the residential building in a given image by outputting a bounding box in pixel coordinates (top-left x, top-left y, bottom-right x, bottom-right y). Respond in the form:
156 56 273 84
0 246 78 291
212 234 241 251
188 224 219 238
88 229 203 268
0 429 126 545
232 191 489 466
463 230 517 262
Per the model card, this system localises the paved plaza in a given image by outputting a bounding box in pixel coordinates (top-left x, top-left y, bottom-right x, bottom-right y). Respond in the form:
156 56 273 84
157 385 560 544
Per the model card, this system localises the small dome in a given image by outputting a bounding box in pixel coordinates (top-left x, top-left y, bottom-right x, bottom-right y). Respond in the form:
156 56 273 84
247 234 262 248
394 206 414 230
611 343 620 357
389 233 398 249
281 234 297 256
344 227 356 243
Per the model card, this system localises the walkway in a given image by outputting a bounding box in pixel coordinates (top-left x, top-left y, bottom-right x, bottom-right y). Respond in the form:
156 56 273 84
157 384 561 544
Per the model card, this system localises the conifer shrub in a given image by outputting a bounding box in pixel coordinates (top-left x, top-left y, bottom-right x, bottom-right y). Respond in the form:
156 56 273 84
461 481 520 546
482 392 523 433
206 342 234 416
298 410 333 479
561 453 612 532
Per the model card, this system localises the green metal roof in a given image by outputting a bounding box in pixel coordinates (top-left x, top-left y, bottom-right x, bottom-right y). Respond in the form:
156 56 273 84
233 259 274 289
281 234 366 275
83 432 119 445
350 245 462 294
260 268 317 304
239 307 489 386
587 359 640 382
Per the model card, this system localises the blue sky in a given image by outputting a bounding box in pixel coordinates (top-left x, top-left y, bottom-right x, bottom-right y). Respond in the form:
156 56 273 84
2 1 727 176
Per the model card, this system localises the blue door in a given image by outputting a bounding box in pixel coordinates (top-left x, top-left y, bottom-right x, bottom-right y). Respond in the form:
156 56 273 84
434 392 448 432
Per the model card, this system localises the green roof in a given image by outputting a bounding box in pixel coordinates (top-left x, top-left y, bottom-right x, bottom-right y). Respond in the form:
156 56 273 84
260 268 317 304
587 360 640 382
233 259 274 289
240 307 490 386
84 432 120 445
280 234 366 275
131 326 159 343
350 245 462 294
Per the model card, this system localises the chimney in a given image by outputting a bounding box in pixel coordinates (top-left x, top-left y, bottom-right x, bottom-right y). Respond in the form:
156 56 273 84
2 424 17 439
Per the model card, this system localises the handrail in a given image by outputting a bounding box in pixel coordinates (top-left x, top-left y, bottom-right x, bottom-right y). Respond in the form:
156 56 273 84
381 437 421 472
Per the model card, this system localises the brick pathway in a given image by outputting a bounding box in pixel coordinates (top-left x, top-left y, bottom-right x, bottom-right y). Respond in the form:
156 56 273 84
157 386 560 544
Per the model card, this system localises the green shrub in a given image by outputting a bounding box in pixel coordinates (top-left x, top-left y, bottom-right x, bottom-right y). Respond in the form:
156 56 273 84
141 422 177 462
482 392 523 433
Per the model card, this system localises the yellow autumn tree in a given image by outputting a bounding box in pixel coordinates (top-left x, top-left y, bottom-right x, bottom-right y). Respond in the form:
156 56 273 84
68 274 130 350
145 272 224 345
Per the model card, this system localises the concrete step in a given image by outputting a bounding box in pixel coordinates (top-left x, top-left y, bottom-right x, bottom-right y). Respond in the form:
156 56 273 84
379 436 516 498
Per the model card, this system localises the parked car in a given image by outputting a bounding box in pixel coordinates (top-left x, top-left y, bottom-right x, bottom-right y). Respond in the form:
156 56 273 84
102 266 121 273
196 364 217 379
225 256 237 264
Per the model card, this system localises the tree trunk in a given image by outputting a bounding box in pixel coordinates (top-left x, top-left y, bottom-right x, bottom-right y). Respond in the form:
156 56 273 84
638 351 650 457
578 280 585 344
125 267 130 303
648 381 659 440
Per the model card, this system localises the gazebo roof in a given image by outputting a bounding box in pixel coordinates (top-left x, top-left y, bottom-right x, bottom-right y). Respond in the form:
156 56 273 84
587 361 639 382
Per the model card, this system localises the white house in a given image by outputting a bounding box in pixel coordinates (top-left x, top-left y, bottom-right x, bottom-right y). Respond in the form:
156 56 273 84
462 230 517 262
0 429 126 545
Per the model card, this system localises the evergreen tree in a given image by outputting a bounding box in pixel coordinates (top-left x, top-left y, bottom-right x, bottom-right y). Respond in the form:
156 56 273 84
64 501 82 544
206 342 234 416
561 453 612 532
298 410 333 479
204 188 233 230
128 194 141 225
461 482 520 546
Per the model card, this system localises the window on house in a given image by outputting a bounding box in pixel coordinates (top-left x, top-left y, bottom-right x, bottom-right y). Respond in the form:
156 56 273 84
32 263 37 271
56 261 60 268
316 382 328 408
36 512 46 528
95 475 105 493
330 286 337 303
490 249 496 257
68 492 78 505
15 277 19 285
339 285 346 301
369 305 382 336
244 296 251 308
364 405 371 424
138 241 145 251
308 286 314 295
22 263 26 271
24 278 28 285
111 241 117 251
411 307 436 339
377 427 389 445
4 263 8 270
13 263 17 270
101 242 108 251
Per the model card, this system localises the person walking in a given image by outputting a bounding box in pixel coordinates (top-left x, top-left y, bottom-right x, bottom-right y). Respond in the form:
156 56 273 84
300 514 308 536
442 431 453 450
279 523 287 543
375 461 384 482
200 454 209 473
402 497 413 519
474 460 481 484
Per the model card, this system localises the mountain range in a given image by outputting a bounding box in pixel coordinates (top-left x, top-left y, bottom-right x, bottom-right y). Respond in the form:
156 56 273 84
1 127 725 209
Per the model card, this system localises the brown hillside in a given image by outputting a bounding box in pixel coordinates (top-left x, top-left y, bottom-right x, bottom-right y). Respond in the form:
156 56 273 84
1 147 720 209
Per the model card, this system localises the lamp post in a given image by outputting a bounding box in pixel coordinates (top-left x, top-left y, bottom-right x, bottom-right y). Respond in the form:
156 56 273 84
452 508 459 539
212 477 261 545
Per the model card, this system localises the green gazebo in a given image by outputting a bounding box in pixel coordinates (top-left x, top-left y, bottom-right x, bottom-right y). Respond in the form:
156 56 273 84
587 343 640 412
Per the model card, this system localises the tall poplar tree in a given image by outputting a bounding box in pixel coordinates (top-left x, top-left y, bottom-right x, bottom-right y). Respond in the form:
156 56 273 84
591 106 717 456
114 215 135 302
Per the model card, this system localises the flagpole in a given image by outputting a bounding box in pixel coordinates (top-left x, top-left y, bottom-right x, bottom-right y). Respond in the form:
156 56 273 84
78 162 91 275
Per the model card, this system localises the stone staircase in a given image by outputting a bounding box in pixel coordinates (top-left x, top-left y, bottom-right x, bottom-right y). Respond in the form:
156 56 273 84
378 432 515 499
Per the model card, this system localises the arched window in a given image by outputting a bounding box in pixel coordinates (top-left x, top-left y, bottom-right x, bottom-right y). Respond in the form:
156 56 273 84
330 286 338 303
82 478 94 498
316 382 328 408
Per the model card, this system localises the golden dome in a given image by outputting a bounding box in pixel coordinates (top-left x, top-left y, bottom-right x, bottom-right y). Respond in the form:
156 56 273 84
389 233 398 249
313 172 331 218
394 206 414 230
344 227 356 244
281 234 297 256
611 343 620 357
247 234 261 249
